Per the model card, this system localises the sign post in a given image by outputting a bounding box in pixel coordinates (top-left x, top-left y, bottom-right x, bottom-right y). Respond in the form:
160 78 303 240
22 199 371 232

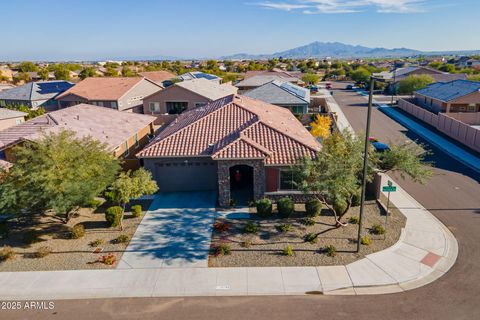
381 181 397 239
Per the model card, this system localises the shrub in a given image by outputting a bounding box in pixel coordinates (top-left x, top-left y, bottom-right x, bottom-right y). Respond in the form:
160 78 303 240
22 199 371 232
23 230 40 244
324 245 337 257
305 198 322 217
244 222 258 234
214 243 231 256
131 205 142 218
87 198 103 209
114 234 130 244
370 224 385 235
0 246 16 261
70 224 85 239
98 253 116 266
277 197 294 218
256 198 272 216
276 223 292 233
241 239 252 248
213 221 231 233
89 239 105 247
361 235 371 245
304 233 318 243
302 217 315 226
105 206 123 227
349 216 360 224
34 246 52 258
282 245 294 256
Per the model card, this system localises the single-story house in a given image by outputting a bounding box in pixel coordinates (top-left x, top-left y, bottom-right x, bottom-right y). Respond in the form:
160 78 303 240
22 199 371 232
0 81 74 111
414 80 480 113
137 94 321 207
243 80 310 114
139 71 176 87
0 104 156 170
178 71 221 84
142 78 238 125
0 108 27 130
235 75 305 93
55 77 162 113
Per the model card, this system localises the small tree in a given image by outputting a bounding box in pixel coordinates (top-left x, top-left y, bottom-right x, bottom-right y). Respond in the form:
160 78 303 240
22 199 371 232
54 65 70 81
351 68 371 84
302 73 320 85
310 115 332 139
0 130 120 222
397 75 434 95
107 168 158 229
79 67 96 79
37 68 50 81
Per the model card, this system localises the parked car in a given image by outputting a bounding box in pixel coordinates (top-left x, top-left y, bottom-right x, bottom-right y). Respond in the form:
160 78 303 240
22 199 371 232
346 84 354 90
308 85 318 93
369 137 390 152
325 82 332 89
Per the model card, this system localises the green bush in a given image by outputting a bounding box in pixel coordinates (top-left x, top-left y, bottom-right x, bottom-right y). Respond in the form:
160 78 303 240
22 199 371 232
34 246 52 258
361 235 371 245
349 216 360 224
86 198 103 209
282 245 294 256
114 234 130 244
89 239 105 247
324 245 337 257
0 246 16 261
276 223 292 233
302 217 315 226
256 198 272 216
105 206 123 227
370 224 385 235
214 243 231 256
304 233 318 243
70 224 85 239
131 205 142 218
277 197 294 218
244 222 258 234
305 198 322 217
241 239 252 248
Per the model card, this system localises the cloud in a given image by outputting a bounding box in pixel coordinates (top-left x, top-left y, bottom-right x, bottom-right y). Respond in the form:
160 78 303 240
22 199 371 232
253 0 428 14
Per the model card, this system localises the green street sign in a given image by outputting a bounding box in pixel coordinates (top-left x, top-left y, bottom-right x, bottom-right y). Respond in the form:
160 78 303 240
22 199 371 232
382 186 397 192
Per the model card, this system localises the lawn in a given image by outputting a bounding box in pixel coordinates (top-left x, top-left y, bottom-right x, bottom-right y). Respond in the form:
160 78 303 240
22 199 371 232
0 199 153 271
209 200 406 267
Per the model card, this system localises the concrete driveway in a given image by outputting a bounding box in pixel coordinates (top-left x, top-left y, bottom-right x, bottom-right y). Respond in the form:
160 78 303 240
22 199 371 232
117 191 217 269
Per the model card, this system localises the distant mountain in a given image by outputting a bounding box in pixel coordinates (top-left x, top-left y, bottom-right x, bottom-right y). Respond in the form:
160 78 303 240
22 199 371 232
221 41 479 60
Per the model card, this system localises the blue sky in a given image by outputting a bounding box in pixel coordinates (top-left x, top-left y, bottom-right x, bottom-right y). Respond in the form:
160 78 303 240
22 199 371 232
1 0 479 60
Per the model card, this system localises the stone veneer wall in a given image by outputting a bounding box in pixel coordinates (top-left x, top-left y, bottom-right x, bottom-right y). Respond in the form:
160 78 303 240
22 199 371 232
217 159 265 207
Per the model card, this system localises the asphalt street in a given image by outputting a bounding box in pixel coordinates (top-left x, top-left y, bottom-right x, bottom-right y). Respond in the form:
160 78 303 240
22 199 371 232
2 83 479 320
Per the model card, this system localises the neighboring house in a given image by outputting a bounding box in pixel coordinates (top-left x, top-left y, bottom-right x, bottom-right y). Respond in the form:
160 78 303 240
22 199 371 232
244 70 304 82
0 84 15 92
0 81 74 111
0 104 156 170
24 71 55 81
55 77 162 113
143 78 238 124
243 80 310 114
177 71 221 84
0 108 27 130
139 71 176 87
235 75 305 93
414 80 480 113
137 94 321 207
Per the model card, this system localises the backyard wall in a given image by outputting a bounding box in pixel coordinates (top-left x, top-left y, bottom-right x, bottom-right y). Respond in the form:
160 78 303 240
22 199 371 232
398 99 480 153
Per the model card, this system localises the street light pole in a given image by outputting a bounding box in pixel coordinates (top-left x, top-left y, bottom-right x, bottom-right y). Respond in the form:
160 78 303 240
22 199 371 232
356 76 375 253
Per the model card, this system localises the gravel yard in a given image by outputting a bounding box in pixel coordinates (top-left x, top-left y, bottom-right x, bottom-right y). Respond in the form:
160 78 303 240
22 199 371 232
0 199 152 271
209 200 406 267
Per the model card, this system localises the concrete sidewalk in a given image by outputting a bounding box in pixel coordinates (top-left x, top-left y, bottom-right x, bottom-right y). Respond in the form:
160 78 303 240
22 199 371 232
0 173 457 299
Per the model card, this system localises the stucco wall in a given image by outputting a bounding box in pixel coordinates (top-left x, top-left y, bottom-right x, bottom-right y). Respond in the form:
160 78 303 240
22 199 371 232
0 116 24 131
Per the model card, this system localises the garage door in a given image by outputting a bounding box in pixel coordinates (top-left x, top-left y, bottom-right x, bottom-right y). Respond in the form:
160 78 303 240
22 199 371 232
154 160 218 192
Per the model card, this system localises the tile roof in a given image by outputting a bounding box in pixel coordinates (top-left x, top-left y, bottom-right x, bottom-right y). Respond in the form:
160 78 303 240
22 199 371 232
243 80 309 105
175 78 238 100
0 108 27 120
235 75 302 88
415 80 480 102
55 77 160 101
139 71 176 84
0 81 73 102
137 95 320 165
178 71 221 82
0 104 155 151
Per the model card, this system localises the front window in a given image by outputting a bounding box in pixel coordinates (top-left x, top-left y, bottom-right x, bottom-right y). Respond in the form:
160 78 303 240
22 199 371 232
279 169 299 190
149 102 160 113
134 133 139 147
123 141 129 158
166 101 188 114
0 149 5 160
97 101 104 107
111 101 118 109
195 102 207 108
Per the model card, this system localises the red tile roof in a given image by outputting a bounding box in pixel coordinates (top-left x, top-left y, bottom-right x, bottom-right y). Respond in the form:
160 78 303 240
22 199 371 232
137 95 320 165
